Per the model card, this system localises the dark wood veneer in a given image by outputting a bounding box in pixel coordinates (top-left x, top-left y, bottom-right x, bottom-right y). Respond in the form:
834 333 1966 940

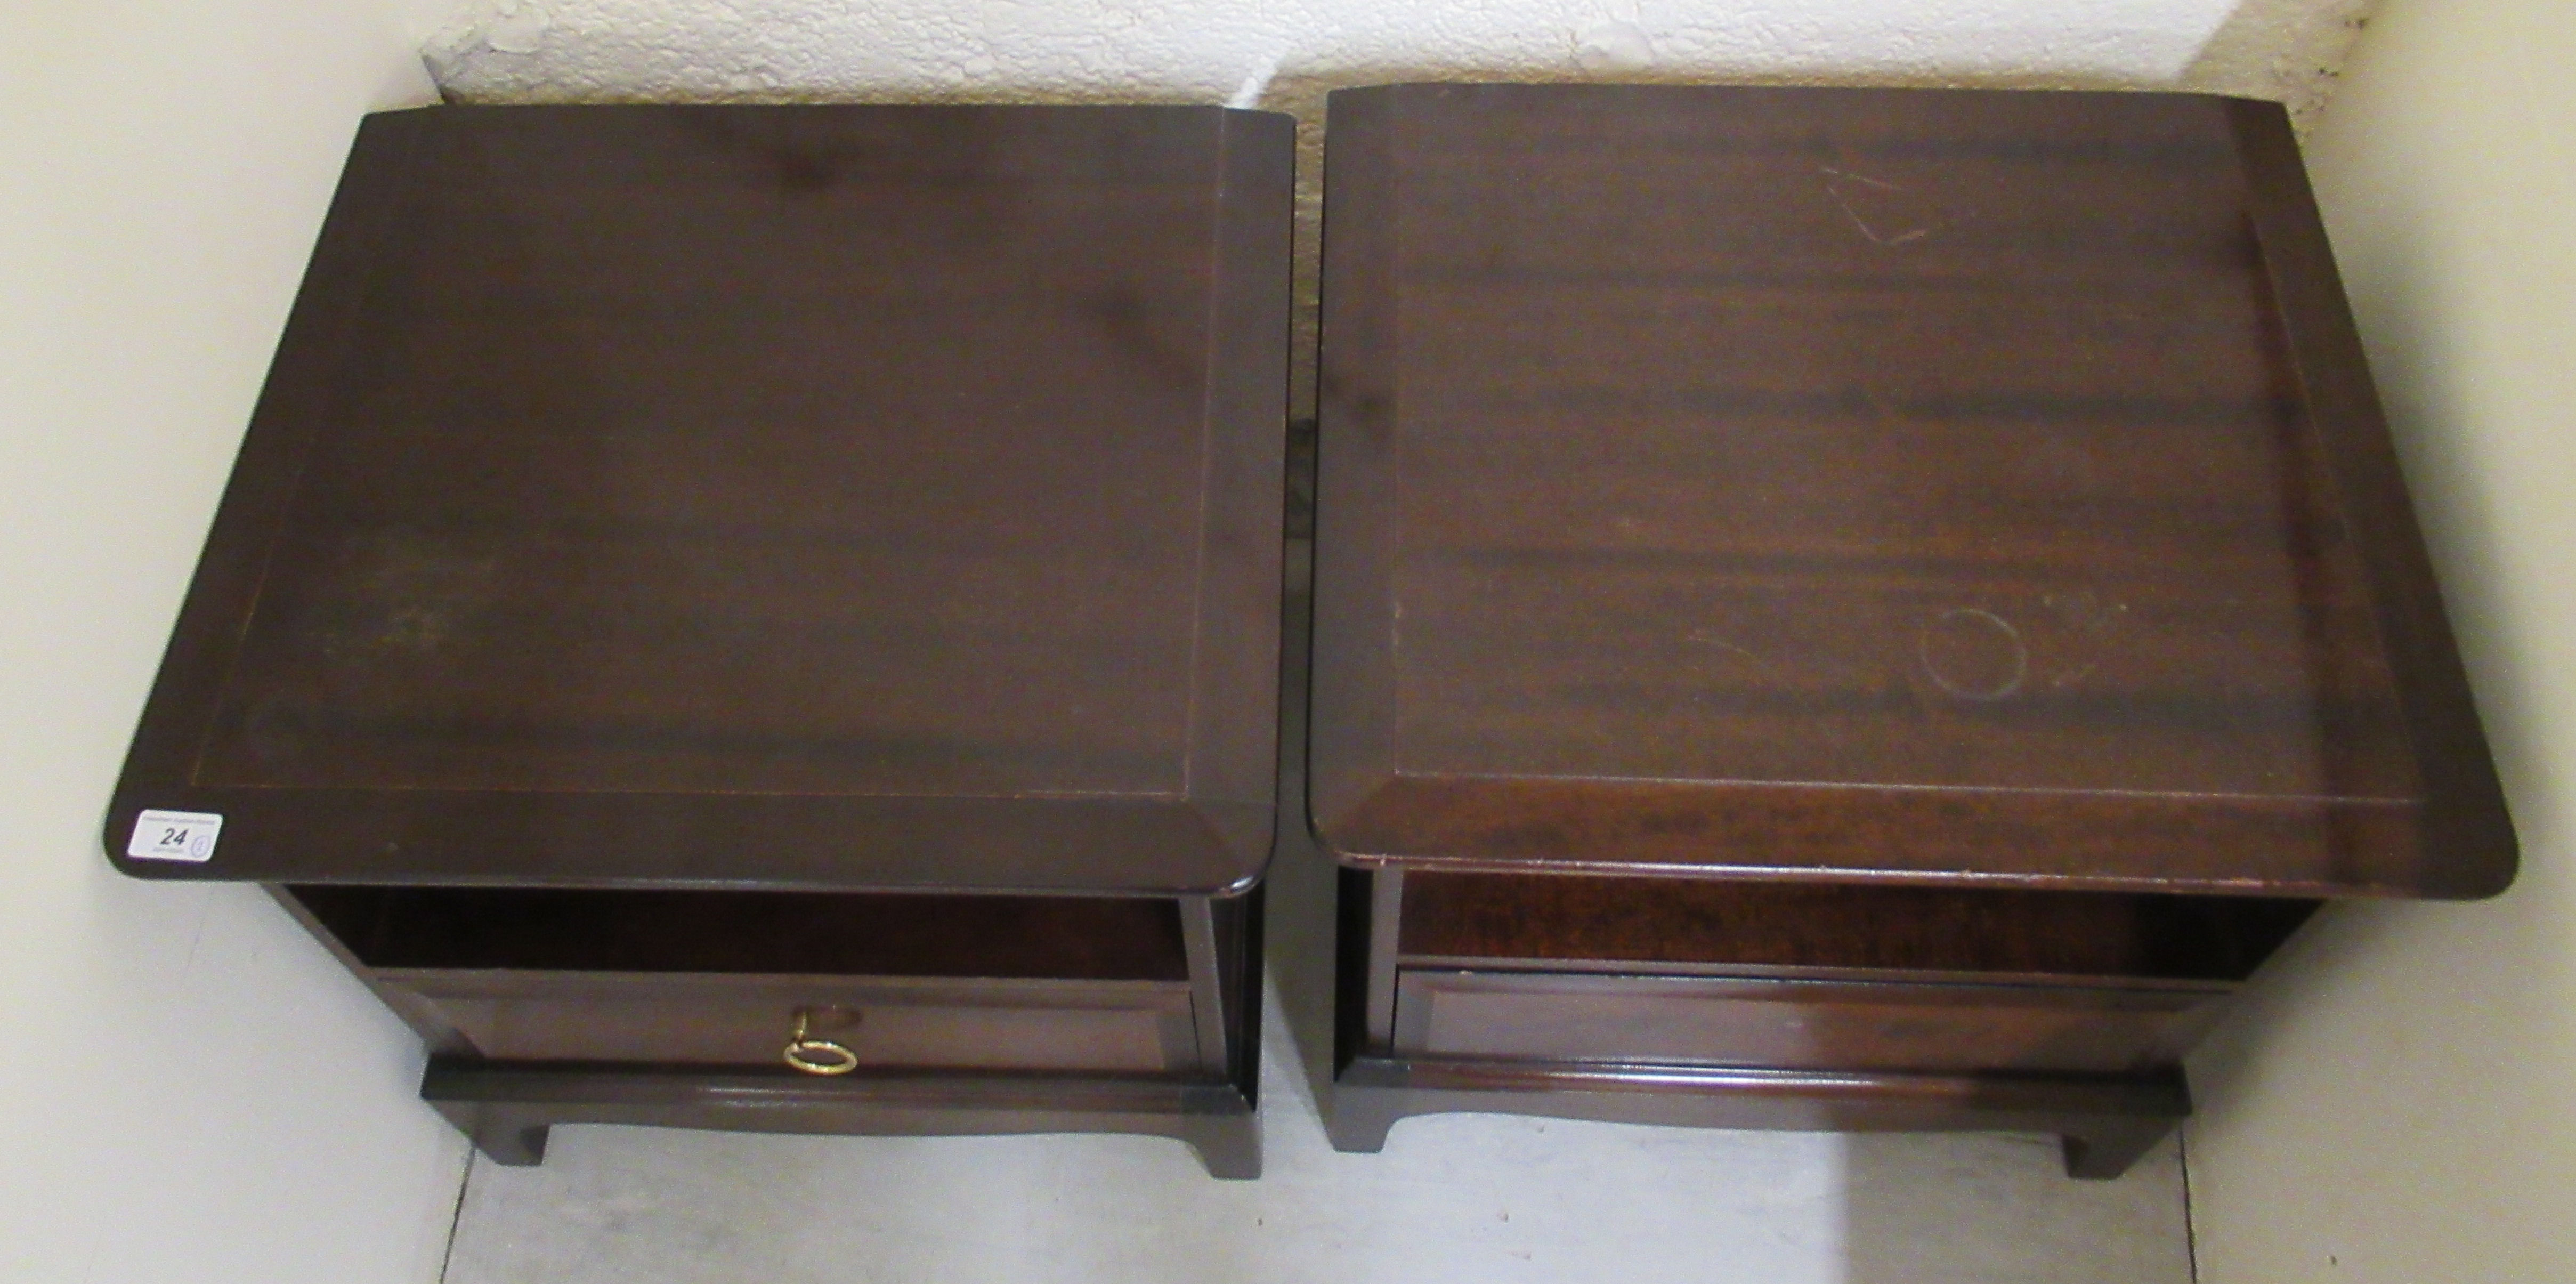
288 885 1190 980
110 103 1293 1178
108 102 1294 894
384 973 1199 1072
424 1064 1263 1178
1312 84 2511 1179
1328 1057 2188 1181
1310 83 2512 898
1401 872 2316 982
1396 972 2223 1075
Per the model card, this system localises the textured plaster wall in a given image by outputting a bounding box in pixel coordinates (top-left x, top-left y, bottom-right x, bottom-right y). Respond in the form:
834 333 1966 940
420 0 2367 111
415 0 2375 415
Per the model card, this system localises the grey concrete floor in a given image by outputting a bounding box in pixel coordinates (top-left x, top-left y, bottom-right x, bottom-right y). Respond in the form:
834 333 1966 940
440 978 2194 1284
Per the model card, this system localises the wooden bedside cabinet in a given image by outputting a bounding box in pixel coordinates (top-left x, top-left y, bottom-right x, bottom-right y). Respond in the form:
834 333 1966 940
1309 84 2514 1178
104 103 1292 1178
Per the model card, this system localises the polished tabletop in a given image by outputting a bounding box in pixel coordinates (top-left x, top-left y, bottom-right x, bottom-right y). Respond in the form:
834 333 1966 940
1309 84 2512 898
109 104 1293 893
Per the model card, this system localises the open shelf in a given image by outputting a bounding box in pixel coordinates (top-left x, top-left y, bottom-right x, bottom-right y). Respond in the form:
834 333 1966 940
1399 871 2318 982
287 885 1190 981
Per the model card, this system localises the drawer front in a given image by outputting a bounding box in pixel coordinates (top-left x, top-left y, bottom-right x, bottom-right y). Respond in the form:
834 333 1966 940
384 973 1200 1075
1395 970 2222 1075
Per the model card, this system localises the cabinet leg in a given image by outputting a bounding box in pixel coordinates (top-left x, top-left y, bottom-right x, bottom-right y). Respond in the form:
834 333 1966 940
1325 1082 1403 1154
435 1101 551 1167
1180 1110 1261 1180
2060 1117 2174 1180
479 1120 552 1167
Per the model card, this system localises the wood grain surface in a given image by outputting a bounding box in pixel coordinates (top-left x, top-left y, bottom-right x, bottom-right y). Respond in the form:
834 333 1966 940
1398 870 2315 981
108 104 1295 893
287 884 1192 978
1310 83 2512 898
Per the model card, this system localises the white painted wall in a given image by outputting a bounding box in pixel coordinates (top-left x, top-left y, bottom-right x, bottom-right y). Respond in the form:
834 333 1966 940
0 6 469 1283
2183 0 2576 1277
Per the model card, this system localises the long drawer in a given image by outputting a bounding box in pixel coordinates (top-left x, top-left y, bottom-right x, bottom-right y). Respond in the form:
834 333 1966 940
379 971 1201 1075
1394 969 2226 1075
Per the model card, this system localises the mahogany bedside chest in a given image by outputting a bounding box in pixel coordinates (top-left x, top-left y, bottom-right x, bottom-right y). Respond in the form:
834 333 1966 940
1309 84 2514 1178
105 103 1293 1178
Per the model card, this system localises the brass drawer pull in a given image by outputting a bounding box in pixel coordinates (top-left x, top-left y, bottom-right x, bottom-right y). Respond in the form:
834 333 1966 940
783 1007 859 1076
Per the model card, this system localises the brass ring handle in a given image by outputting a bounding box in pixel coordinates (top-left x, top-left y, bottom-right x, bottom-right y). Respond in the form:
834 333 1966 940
783 1008 859 1076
